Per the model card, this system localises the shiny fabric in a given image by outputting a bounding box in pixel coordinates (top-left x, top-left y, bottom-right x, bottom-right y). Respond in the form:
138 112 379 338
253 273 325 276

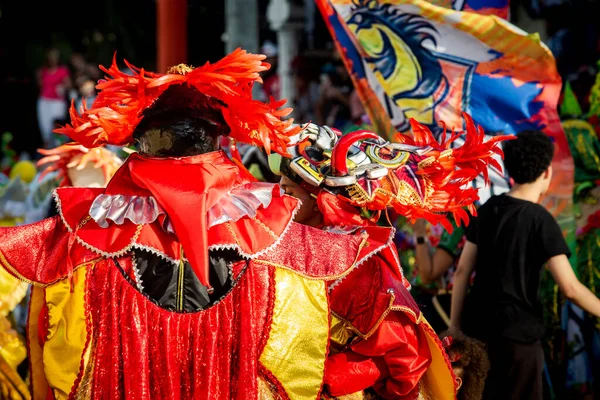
0 317 26 374
260 268 329 400
328 250 419 338
329 315 354 354
27 287 49 400
257 223 364 278
418 321 458 400
208 182 278 227
0 217 89 285
86 257 272 399
90 194 163 229
105 151 240 288
325 230 456 400
325 312 431 400
0 265 28 393
317 192 375 228
130 248 242 312
43 267 88 399
0 267 28 317
89 181 278 231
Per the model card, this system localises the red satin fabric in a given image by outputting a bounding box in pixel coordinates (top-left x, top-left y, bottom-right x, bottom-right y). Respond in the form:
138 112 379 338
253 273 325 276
326 237 426 399
86 257 274 399
0 216 97 284
324 312 431 400
317 191 374 228
104 151 242 288
328 244 421 336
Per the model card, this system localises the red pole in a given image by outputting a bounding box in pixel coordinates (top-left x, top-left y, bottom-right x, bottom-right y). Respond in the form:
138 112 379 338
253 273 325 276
157 0 188 73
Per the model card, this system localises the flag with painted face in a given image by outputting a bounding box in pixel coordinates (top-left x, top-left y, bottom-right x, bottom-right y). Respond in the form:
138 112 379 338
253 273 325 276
316 0 574 227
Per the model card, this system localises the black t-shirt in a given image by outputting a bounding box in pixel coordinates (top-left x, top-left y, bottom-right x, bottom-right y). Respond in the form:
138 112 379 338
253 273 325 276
462 194 571 343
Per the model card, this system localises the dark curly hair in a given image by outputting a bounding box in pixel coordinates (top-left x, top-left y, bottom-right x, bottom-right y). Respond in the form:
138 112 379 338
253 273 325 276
134 84 230 157
439 329 490 400
503 130 554 184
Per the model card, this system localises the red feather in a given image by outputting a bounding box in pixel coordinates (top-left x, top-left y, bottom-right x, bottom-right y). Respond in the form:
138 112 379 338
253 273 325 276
372 113 514 227
55 49 300 154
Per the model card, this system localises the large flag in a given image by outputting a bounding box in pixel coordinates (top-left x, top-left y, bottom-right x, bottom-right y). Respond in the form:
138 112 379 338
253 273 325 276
316 0 574 229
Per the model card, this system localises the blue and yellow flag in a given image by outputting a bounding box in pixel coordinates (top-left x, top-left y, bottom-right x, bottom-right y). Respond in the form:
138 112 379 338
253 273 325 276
316 0 573 218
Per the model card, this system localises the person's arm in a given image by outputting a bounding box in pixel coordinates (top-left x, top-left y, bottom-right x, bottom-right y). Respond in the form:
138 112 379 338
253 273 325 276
411 219 455 284
323 312 430 399
547 254 600 317
424 250 454 284
59 68 72 94
410 219 433 283
450 241 477 328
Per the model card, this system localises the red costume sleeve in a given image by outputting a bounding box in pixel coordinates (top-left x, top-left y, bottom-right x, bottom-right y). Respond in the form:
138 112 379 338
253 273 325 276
0 215 96 285
324 312 431 399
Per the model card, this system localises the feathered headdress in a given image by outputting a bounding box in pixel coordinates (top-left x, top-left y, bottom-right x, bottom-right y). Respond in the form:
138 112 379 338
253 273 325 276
270 113 513 231
37 143 123 187
54 49 301 154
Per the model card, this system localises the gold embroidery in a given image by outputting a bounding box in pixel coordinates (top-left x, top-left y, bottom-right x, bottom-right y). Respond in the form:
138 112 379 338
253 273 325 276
225 222 241 247
167 64 194 75
251 217 279 241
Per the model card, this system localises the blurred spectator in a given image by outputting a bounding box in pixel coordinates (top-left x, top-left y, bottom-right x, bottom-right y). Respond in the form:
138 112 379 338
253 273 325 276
292 57 320 122
76 79 97 111
315 61 352 130
349 89 370 126
260 41 280 101
69 53 101 100
36 48 71 148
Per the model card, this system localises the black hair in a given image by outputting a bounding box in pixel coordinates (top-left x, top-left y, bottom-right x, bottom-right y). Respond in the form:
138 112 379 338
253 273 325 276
503 130 554 184
439 329 490 400
133 84 230 157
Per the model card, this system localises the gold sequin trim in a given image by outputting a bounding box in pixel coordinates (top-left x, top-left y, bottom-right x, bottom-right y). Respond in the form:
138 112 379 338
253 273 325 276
225 222 242 247
0 249 101 288
251 217 279 241
167 64 194 75
330 296 422 340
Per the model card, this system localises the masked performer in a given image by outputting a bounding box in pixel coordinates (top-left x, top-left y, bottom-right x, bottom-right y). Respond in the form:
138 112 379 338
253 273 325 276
0 50 459 400
268 117 510 398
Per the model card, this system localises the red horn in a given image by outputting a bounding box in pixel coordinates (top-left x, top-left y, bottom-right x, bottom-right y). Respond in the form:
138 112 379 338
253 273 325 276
331 130 380 176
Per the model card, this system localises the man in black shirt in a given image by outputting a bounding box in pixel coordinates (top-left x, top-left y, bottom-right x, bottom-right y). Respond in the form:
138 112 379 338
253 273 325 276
450 130 600 400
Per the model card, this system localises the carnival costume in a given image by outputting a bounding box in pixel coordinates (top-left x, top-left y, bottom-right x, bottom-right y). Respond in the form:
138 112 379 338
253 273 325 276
37 144 123 189
0 50 461 400
269 117 510 398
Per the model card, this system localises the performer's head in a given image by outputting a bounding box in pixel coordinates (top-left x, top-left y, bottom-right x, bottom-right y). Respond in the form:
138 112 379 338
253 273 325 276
503 130 554 198
278 176 323 228
439 329 490 400
55 50 300 161
133 84 230 157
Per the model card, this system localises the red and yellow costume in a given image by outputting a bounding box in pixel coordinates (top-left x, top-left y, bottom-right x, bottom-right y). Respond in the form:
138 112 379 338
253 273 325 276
0 50 463 400
270 118 510 399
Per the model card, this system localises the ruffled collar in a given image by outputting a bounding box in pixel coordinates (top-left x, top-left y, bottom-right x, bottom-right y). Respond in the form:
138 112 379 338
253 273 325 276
89 182 280 232
87 151 259 289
